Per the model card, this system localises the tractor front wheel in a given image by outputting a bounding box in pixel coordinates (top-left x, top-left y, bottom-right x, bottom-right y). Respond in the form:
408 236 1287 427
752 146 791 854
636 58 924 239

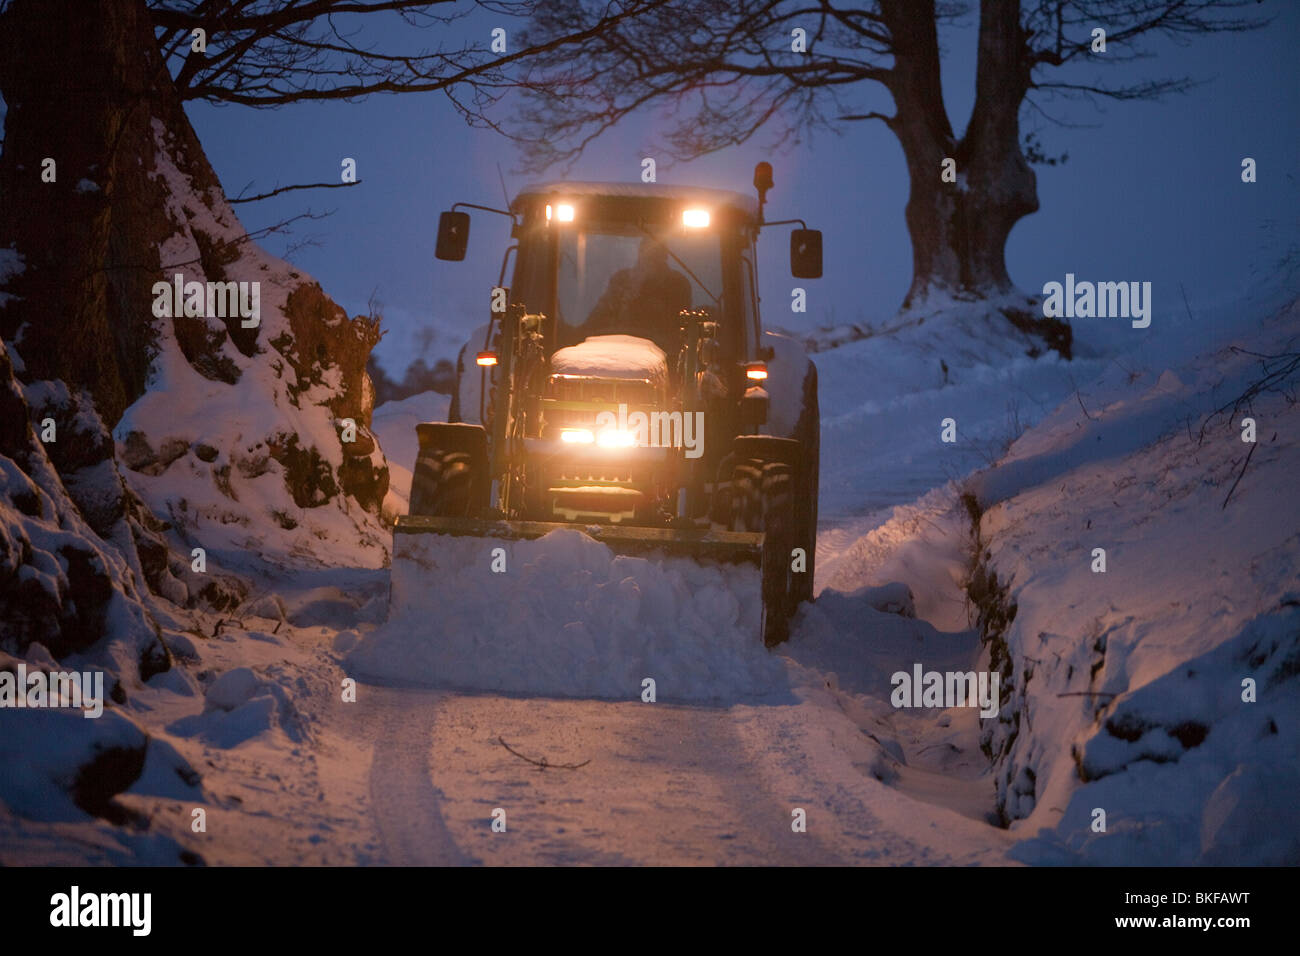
408 424 488 517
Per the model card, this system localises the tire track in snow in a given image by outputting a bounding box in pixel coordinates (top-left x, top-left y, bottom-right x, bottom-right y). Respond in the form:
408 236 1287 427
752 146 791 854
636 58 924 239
365 686 476 865
338 667 1005 865
621 701 852 865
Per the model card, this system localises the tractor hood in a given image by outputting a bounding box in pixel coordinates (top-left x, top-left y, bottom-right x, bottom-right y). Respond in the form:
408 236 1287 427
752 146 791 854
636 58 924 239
550 334 668 390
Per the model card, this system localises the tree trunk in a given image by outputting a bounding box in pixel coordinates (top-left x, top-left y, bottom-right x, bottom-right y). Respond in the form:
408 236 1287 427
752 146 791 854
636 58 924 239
879 0 963 307
958 0 1038 296
880 0 1039 310
0 0 187 425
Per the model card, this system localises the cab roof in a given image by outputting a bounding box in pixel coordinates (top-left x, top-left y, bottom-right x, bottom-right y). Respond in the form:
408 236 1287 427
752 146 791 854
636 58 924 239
514 181 760 223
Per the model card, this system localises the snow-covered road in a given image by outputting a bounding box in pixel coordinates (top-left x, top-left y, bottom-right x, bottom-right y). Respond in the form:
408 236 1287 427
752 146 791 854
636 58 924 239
325 675 1013 865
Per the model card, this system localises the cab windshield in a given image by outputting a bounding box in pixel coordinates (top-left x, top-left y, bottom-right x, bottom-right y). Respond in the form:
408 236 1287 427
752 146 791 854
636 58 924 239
554 224 722 353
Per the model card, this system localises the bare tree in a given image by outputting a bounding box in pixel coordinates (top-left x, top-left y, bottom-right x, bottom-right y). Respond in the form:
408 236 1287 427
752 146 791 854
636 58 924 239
506 1 1267 311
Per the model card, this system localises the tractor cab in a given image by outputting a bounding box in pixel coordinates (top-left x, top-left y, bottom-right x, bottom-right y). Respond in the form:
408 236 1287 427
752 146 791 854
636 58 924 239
508 183 762 365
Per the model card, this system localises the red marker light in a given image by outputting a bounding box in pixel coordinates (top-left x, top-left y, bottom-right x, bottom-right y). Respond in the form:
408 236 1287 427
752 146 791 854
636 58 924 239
476 351 498 367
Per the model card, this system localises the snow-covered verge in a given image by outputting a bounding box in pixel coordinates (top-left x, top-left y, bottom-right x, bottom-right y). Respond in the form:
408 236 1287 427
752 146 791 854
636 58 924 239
0 339 206 860
349 528 783 700
963 297 1300 864
799 288 1070 357
772 285 1300 862
0 349 388 866
0 571 383 865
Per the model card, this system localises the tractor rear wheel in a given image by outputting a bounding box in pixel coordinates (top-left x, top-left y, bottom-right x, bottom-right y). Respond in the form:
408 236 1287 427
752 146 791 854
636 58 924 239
731 457 797 646
790 362 819 606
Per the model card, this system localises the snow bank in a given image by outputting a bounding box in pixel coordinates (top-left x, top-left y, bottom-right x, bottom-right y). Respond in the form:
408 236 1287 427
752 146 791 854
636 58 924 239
0 315 205 844
168 665 307 749
349 527 785 701
968 298 1300 863
0 697 146 821
813 295 1105 519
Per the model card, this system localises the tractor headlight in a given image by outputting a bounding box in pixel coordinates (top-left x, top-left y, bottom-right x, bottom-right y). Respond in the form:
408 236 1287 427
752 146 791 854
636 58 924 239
560 428 595 444
546 202 576 223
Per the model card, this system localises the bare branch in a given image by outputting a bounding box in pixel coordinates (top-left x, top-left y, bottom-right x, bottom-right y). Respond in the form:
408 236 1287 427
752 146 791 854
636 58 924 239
1221 441 1257 510
159 208 335 271
498 736 591 770
149 0 676 107
229 179 363 204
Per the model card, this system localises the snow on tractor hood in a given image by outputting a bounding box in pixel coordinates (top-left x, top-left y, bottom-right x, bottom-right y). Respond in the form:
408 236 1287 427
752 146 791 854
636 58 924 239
550 334 668 389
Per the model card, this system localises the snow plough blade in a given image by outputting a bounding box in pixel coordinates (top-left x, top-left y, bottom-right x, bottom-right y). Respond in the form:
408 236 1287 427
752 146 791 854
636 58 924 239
358 517 781 698
393 515 764 564
382 514 778 650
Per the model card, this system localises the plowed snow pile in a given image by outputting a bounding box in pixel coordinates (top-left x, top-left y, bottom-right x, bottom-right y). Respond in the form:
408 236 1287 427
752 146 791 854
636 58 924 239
347 528 785 700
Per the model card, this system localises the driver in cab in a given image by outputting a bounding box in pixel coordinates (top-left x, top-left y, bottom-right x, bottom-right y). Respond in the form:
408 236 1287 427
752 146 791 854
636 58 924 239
583 237 691 352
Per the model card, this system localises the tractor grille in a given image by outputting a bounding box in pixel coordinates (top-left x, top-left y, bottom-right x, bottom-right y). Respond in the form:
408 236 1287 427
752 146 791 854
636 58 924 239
544 405 602 430
547 375 657 406
542 377 662 438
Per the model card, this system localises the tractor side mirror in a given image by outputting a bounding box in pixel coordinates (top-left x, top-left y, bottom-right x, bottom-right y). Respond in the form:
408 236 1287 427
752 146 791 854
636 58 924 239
790 228 822 279
436 211 470 261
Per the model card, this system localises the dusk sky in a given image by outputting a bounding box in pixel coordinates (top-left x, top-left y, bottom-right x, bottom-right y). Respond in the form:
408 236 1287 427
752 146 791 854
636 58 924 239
176 3 1299 375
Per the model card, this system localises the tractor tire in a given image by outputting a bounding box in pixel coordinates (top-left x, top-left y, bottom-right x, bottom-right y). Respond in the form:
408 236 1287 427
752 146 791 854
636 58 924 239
408 423 488 517
731 457 797 646
791 362 819 606
409 450 476 517
728 458 765 532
